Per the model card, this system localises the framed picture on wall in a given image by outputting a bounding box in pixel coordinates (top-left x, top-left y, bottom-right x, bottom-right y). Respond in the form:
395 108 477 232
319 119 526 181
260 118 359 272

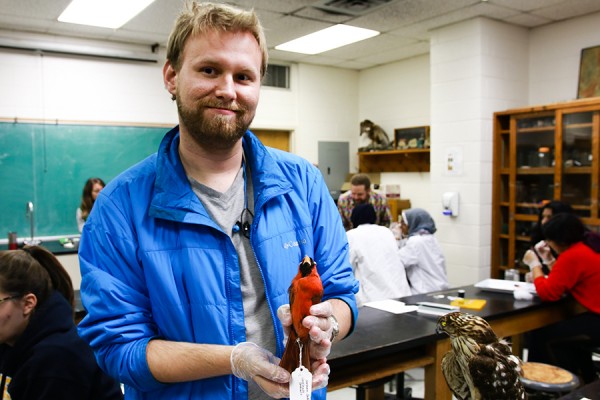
394 126 430 149
577 45 600 99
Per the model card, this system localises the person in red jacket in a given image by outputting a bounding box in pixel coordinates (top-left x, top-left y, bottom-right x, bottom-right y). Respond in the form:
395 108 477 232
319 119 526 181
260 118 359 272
525 213 600 383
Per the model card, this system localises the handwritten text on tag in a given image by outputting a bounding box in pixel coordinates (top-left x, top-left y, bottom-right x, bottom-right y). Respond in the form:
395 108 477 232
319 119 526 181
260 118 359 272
290 366 312 400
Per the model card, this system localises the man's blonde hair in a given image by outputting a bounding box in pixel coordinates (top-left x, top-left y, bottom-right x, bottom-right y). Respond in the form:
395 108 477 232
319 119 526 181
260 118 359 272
166 1 268 77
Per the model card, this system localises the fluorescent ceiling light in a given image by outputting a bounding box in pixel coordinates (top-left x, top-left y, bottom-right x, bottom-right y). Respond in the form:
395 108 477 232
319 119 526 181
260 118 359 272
58 0 156 29
275 24 380 55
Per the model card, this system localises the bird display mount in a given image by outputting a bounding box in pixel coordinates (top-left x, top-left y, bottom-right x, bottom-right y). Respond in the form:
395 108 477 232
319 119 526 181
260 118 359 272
358 119 392 152
436 312 527 399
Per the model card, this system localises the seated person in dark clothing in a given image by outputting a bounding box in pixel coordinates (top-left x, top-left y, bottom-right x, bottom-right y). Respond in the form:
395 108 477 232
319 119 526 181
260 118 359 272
0 246 123 399
523 200 574 275
526 213 600 383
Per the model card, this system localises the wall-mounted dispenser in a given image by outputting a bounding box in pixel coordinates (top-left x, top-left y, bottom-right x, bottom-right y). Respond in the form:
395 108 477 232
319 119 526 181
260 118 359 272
442 192 459 217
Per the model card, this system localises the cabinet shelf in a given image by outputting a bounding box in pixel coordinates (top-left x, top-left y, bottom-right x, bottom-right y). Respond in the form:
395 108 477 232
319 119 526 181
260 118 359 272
564 167 593 174
517 126 555 134
516 167 554 174
491 98 600 280
515 211 540 222
565 122 593 129
358 149 430 173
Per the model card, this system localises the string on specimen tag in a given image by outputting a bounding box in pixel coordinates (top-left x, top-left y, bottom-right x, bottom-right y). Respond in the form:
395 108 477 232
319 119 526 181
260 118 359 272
289 338 312 400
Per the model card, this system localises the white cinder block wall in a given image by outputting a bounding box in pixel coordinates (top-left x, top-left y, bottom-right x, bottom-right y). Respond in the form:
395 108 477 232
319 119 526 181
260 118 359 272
429 18 529 286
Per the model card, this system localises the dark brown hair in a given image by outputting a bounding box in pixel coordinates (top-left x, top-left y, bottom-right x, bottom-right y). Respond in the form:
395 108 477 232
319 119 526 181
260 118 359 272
543 213 600 253
80 177 105 222
530 200 574 245
166 1 268 77
350 173 371 189
0 246 74 309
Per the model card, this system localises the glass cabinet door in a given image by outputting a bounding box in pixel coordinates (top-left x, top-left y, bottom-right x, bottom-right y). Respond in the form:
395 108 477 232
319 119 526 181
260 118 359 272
514 113 556 217
492 100 600 280
561 111 594 218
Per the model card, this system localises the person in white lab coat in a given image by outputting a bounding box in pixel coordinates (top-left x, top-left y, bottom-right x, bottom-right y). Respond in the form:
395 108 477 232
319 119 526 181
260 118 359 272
346 204 412 306
399 208 449 294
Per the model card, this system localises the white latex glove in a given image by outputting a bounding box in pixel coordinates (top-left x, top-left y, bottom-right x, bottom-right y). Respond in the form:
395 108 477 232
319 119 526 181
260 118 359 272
277 304 292 343
534 240 556 265
514 288 534 301
230 342 290 398
303 302 335 358
276 303 333 391
522 249 542 270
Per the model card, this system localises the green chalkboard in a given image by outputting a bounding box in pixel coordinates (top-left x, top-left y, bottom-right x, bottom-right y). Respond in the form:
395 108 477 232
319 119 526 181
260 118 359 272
0 121 169 239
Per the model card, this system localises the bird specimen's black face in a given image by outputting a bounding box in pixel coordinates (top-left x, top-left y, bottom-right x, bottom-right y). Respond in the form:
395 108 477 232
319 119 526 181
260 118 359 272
299 255 315 277
437 312 496 342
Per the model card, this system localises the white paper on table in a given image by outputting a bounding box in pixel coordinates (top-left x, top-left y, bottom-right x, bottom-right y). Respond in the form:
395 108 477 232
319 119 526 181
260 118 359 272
475 279 536 294
363 299 418 314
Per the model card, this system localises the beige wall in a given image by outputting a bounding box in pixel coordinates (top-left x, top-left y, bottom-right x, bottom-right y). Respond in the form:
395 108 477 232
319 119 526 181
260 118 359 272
56 254 81 290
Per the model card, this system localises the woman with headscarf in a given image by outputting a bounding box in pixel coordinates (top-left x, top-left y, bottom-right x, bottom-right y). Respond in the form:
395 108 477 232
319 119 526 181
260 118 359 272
399 208 449 294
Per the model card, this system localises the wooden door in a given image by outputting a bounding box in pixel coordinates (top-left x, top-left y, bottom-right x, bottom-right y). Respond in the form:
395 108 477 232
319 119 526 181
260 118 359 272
252 129 290 152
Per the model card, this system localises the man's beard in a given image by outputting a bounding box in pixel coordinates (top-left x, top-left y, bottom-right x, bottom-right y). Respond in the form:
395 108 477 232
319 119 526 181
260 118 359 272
177 99 254 150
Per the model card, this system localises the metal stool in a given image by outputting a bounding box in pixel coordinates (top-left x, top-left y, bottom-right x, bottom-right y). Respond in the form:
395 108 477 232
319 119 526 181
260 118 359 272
520 362 580 399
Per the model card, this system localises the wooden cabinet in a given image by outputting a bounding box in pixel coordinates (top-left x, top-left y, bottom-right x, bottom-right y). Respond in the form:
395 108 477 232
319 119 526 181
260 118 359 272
491 98 600 279
358 149 430 173
387 199 412 223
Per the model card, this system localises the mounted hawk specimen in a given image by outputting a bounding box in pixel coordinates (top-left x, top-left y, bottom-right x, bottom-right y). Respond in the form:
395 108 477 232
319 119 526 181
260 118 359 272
436 312 527 400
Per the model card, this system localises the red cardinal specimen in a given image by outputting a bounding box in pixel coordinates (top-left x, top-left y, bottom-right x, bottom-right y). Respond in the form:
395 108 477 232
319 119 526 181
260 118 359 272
279 255 324 373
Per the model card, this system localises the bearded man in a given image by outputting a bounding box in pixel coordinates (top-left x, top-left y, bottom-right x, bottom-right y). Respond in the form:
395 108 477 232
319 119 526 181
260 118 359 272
337 173 392 231
76 2 358 400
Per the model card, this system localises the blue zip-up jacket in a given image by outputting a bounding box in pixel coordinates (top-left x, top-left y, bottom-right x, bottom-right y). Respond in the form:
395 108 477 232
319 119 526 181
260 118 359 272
77 126 359 400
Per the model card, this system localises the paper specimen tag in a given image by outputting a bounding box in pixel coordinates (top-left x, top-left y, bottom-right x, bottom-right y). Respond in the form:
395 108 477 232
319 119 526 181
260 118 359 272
290 366 312 400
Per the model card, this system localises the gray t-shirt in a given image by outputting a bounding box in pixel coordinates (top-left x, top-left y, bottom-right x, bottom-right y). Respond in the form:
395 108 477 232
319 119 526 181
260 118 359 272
189 163 276 399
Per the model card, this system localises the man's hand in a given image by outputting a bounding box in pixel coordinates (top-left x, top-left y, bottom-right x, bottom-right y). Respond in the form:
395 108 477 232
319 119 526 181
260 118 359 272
277 303 333 390
534 240 556 265
230 342 290 398
522 249 542 270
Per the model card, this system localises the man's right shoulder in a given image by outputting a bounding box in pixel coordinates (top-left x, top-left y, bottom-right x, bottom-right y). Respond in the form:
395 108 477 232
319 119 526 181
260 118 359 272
338 191 351 201
96 154 158 208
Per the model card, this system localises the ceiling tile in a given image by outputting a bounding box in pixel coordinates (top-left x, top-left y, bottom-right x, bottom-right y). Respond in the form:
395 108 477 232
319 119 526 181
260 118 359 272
504 13 553 27
533 0 600 21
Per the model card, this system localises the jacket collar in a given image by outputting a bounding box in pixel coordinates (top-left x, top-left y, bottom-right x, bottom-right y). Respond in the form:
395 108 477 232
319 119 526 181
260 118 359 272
150 126 292 223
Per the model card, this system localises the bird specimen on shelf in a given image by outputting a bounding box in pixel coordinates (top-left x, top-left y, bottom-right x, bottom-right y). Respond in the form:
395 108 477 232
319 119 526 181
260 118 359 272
279 255 324 373
358 119 392 151
436 311 527 400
